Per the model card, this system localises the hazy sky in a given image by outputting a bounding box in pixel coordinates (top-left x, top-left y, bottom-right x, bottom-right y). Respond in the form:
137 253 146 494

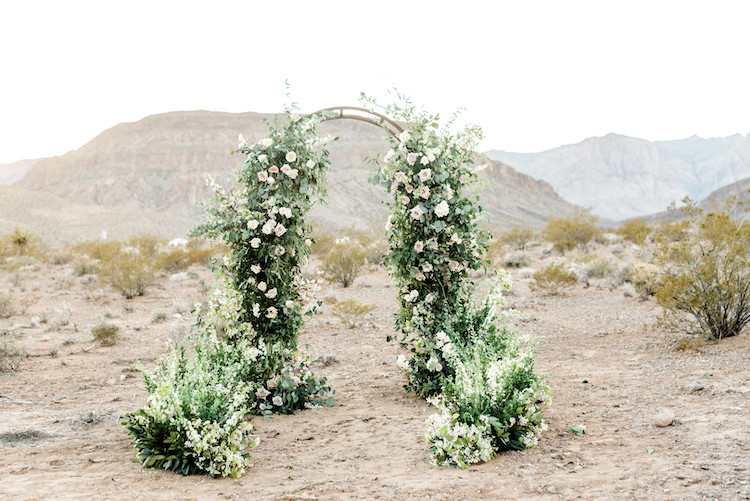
1 0 748 164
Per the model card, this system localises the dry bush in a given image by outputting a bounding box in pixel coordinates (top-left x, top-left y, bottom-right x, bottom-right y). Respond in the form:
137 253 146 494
654 219 690 242
673 336 706 352
616 218 651 246
651 197 750 340
504 251 531 269
128 233 165 258
632 262 662 298
321 237 367 288
0 293 17 318
152 311 168 323
73 259 98 277
331 299 376 329
580 255 616 279
530 262 578 295
542 209 601 254
310 228 336 255
499 225 536 250
98 247 156 299
0 334 25 372
91 322 119 346
73 240 122 261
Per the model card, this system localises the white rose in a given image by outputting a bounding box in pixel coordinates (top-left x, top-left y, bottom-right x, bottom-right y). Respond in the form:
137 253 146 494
269 165 280 174
281 164 291 175
252 303 261 317
414 240 424 252
274 223 287 237
267 176 275 185
265 288 277 299
261 138 273 148
251 264 261 274
278 207 292 218
422 263 433 272
285 300 294 309
266 307 277 319
272 395 283 406
250 238 261 248
410 205 424 220
285 151 297 162
420 156 430 166
419 168 431 181
257 154 267 163
258 281 267 292
258 171 268 182
434 200 449 218
262 220 276 235
288 169 298 179
407 152 418 165
248 219 259 230
384 149 396 164
399 131 411 142
418 185 430 199
306 159 315 168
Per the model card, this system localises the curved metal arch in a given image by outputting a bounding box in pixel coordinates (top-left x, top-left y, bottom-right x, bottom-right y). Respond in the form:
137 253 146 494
309 106 404 139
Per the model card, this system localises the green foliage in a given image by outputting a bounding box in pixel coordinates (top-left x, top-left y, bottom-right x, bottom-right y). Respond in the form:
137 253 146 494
0 333 25 372
331 299 376 328
542 209 601 254
530 262 578 295
321 237 367 288
616 218 651 246
123 337 256 478
651 197 750 339
91 321 119 346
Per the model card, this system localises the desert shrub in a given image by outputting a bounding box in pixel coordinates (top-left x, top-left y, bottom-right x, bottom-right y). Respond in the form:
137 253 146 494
320 237 366 288
617 218 651 246
128 233 165 258
98 246 156 298
73 259 98 276
310 228 336 255
0 333 25 372
542 209 601 254
655 219 690 242
632 262 661 297
499 225 536 250
152 311 168 323
73 240 122 261
91 321 119 346
673 335 706 352
651 197 750 339
504 251 530 268
3 227 34 256
0 293 17 318
580 255 616 279
331 299 376 328
530 262 577 295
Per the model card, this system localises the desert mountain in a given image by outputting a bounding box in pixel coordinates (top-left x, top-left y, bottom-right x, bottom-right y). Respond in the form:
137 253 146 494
6 111 579 243
0 158 40 185
486 133 750 221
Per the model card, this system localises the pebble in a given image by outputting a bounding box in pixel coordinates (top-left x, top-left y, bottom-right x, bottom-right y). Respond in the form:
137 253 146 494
53 395 67 402
654 409 675 427
689 381 705 392
547 486 558 494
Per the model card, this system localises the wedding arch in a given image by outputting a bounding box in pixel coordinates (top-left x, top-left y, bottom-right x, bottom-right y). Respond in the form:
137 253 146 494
124 98 548 477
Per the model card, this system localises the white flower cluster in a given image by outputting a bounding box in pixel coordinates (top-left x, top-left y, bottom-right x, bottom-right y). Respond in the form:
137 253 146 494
425 398 495 468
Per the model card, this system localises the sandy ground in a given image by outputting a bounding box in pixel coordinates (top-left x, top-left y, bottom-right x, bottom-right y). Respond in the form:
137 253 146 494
1 244 749 500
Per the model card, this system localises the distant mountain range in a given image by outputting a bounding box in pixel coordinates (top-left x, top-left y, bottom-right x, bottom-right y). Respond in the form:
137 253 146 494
0 111 578 243
486 133 750 220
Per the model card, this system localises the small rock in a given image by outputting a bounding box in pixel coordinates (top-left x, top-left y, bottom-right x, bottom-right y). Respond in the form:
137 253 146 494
547 486 558 494
689 381 705 392
31 316 42 326
654 409 675 427
53 395 67 402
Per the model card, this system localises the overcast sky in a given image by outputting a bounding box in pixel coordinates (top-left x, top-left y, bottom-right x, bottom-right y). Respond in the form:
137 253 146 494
1 0 748 164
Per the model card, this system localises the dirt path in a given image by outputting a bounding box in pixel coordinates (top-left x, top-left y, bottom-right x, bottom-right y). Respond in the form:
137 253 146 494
1 258 749 500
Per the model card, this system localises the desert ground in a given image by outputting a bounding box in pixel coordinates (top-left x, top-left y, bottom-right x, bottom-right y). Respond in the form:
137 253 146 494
1 240 749 500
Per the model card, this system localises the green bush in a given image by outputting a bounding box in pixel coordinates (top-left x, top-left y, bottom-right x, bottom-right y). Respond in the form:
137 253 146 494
542 209 601 254
530 262 577 295
321 237 366 288
616 218 651 246
651 197 750 339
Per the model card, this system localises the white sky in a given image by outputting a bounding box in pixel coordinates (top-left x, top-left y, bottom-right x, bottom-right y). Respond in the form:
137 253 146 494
1 0 749 164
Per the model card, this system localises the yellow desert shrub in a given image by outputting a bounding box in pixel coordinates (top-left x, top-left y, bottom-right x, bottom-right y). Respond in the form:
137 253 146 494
542 209 601 254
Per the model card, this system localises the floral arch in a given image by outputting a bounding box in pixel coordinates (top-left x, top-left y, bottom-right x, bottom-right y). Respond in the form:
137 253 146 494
124 98 548 477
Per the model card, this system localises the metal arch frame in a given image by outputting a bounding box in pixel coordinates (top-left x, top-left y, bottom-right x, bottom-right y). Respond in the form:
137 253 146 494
310 106 404 139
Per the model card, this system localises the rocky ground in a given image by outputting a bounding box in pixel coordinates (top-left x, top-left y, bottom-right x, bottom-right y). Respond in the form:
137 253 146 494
1 241 749 500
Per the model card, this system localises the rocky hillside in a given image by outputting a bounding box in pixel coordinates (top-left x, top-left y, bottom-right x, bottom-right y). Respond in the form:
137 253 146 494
486 132 750 220
0 158 39 185
5 111 580 243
